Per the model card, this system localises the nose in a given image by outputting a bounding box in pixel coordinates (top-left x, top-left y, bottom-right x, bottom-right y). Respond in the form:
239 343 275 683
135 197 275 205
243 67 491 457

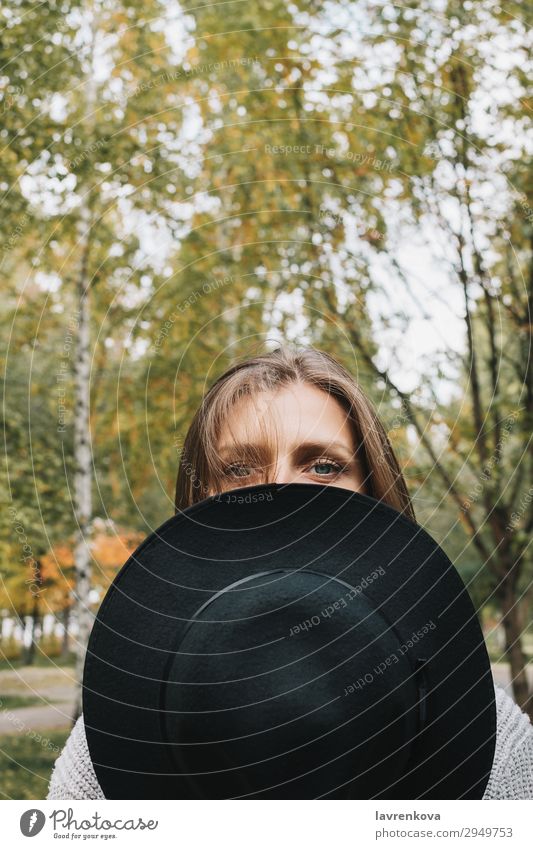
270 457 301 485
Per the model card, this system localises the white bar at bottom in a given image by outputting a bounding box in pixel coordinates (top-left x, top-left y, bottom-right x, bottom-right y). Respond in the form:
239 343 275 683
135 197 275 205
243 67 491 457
2 799 531 848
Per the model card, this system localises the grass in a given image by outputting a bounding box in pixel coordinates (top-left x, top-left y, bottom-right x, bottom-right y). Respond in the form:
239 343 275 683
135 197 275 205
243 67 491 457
0 728 69 799
0 695 43 710
0 651 77 671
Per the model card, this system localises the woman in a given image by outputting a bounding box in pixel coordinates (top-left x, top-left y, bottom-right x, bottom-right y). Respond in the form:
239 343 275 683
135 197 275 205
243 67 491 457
47 344 533 799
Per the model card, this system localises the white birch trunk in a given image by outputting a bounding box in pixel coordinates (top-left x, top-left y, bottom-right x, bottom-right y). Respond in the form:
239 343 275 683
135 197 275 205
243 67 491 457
72 4 98 722
72 201 94 723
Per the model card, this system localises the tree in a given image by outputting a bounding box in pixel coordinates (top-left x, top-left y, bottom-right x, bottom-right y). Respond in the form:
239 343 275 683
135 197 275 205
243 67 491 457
295 0 533 714
0 292 75 664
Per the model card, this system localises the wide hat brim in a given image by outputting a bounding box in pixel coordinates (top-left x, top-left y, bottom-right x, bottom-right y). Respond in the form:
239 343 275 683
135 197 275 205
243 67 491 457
83 482 496 799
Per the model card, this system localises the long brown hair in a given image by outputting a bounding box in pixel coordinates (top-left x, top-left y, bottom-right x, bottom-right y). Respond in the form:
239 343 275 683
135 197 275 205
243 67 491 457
174 344 416 523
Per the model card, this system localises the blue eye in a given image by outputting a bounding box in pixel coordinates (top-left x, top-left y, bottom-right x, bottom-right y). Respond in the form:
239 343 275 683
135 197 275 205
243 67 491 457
310 459 345 476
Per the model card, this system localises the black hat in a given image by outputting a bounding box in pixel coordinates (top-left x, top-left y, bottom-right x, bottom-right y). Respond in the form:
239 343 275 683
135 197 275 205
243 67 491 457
82 482 496 799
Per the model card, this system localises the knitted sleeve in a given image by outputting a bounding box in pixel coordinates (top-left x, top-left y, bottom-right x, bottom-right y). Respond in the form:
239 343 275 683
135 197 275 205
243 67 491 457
46 714 105 800
483 684 533 799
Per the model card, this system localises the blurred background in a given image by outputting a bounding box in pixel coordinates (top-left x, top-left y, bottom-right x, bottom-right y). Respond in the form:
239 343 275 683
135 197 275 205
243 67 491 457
0 0 531 798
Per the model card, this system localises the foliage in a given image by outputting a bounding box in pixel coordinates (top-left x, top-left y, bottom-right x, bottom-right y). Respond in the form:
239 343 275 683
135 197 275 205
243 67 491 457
0 729 69 800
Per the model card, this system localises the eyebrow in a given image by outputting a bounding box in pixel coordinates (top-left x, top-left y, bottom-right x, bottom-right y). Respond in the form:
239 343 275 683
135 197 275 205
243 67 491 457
217 440 356 462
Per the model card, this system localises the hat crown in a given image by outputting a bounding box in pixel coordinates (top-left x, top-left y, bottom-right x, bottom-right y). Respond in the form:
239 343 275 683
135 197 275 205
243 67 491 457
161 569 421 798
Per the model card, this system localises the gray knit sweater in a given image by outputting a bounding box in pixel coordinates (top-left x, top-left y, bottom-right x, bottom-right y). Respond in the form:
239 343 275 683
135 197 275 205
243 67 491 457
46 684 533 799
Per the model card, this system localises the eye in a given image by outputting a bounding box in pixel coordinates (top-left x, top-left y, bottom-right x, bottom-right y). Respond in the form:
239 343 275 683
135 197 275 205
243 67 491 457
308 458 347 477
223 463 257 478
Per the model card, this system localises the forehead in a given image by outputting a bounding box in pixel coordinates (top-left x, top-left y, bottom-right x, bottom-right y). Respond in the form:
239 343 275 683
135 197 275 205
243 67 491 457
217 383 354 449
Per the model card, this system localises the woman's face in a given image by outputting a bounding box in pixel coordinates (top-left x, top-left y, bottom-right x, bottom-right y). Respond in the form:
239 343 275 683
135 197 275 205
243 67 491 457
212 382 368 494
